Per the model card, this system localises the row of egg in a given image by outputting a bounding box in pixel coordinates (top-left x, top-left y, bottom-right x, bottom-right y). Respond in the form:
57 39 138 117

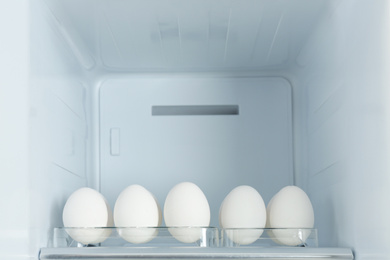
62 182 314 246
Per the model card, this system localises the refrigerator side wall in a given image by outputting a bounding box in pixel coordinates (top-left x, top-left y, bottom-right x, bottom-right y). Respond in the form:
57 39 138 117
0 1 31 259
28 0 92 256
294 0 390 258
0 1 92 258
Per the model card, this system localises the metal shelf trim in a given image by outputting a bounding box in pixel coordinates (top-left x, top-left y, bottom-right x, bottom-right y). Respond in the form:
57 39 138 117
39 247 353 260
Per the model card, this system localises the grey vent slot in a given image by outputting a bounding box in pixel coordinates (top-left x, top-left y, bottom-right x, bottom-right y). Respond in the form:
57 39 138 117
152 105 239 116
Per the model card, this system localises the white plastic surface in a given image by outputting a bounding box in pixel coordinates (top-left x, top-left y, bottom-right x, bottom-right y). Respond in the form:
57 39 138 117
99 77 293 227
1 0 390 259
292 0 390 259
0 1 30 259
5 0 91 258
98 0 325 70
39 0 326 72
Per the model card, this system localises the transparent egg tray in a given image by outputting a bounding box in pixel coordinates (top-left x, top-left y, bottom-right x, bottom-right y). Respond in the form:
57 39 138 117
51 227 318 248
40 228 355 260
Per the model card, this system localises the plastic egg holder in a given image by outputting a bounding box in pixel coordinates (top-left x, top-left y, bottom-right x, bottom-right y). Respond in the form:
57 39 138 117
52 226 318 248
54 226 219 248
221 228 318 247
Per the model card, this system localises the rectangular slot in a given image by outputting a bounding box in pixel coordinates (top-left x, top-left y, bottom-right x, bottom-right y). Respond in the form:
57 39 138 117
110 128 120 156
152 105 239 116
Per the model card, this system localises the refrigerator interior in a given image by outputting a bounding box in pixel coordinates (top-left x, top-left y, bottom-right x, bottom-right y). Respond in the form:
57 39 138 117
1 0 390 259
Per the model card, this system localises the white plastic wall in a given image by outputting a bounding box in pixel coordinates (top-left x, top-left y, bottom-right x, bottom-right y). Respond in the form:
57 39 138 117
0 1 31 259
0 1 93 259
28 0 94 256
292 0 390 259
98 76 294 226
1 0 390 259
39 0 326 72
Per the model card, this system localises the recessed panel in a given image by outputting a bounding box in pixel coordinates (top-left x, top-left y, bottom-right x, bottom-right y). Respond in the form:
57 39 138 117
99 77 293 226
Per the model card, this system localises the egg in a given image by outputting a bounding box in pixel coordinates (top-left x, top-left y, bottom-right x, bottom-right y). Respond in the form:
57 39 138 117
266 186 314 246
114 185 161 244
164 182 210 243
219 185 266 245
62 187 113 244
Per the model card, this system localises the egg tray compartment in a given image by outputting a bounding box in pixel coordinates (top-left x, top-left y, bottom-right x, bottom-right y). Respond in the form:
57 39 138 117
51 227 318 248
222 228 318 247
53 227 219 248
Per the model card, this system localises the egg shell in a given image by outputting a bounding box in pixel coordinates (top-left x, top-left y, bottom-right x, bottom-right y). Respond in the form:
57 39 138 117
164 182 210 243
62 187 113 244
219 185 266 245
266 186 314 246
114 185 161 244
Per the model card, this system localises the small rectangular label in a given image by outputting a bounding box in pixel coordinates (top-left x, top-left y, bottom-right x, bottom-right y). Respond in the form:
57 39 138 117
110 128 120 156
152 105 239 116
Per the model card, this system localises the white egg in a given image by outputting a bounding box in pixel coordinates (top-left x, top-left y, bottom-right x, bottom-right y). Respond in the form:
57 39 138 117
114 185 161 244
266 186 314 246
164 182 210 243
62 187 113 244
219 185 266 245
